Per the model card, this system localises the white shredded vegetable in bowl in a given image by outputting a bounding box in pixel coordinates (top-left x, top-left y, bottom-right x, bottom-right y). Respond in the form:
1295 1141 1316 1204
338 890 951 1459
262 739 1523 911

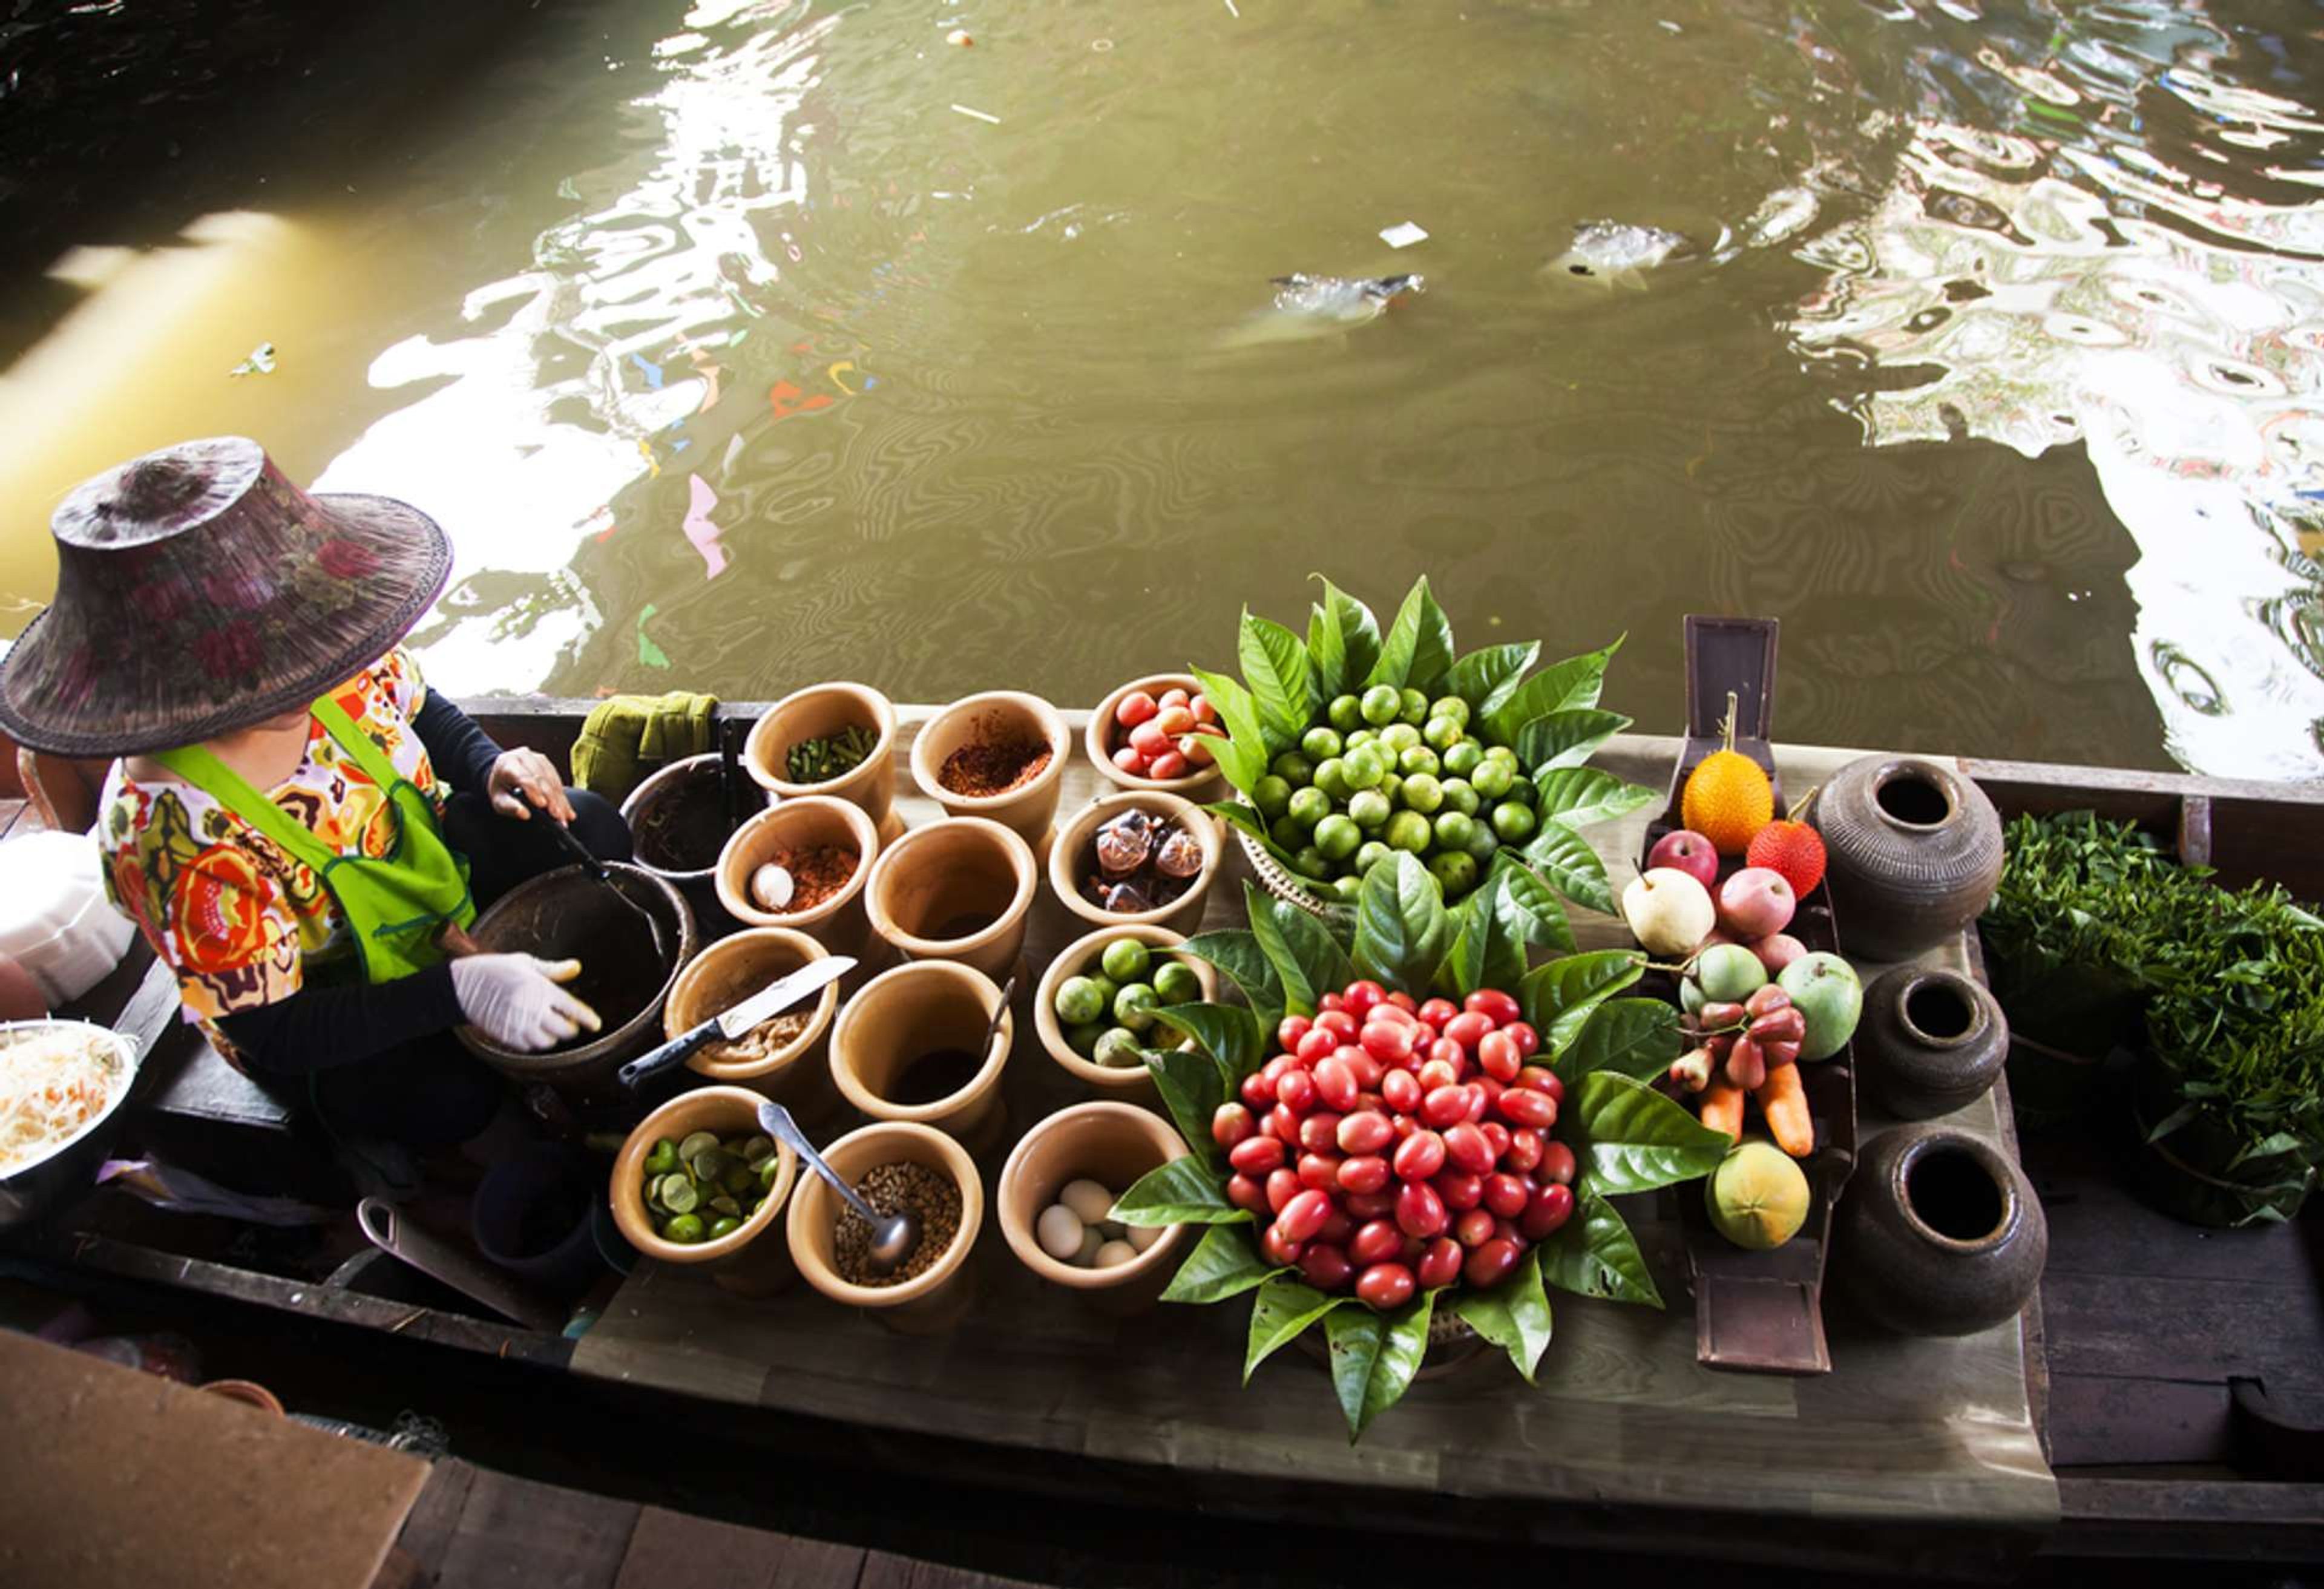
0 1021 133 1179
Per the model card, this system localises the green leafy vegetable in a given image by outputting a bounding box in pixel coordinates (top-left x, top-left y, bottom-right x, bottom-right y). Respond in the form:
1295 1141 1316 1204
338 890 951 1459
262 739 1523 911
1178 928 1288 1035
1538 1185 1663 1308
1307 576 1382 701
1534 766 1660 831
1144 1047 1227 1167
1564 1071 1732 1194
1240 611 1319 744
1365 575 1457 695
1247 882 1358 1017
1111 1157 1248 1226
1246 1276 1348 1383
1353 852 1452 991
1444 641 1541 724
1450 1248 1555 1381
1557 997 1684 1085
1161 1225 1285 1304
1515 707 1633 773
1148 1000 1267 1083
1520 822 1617 917
1520 949 1647 1055
1187 666 1272 793
1482 637 1623 747
1326 1291 1436 1441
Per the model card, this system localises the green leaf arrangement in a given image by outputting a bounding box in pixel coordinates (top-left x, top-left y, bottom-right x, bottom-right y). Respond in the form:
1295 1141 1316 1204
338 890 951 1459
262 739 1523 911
1109 861 1722 1438
1196 576 1655 939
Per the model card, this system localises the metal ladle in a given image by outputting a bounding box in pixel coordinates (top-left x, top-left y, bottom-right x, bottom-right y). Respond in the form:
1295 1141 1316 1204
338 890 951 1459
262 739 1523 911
545 817 669 963
755 1100 921 1276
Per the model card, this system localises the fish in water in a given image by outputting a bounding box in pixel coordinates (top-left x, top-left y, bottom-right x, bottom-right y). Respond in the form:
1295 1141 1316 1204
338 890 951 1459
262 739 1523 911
1268 272 1424 321
1218 273 1425 349
1543 221 1690 290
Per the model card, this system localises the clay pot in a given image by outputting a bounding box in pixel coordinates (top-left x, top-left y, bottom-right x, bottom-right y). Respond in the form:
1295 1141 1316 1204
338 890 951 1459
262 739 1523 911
1086 673 1228 802
862 816 1036 981
1857 966 2009 1121
715 796 879 957
1835 1124 2046 1337
456 864 699 1097
1032 923 1219 1100
909 690 1070 858
829 960 1014 1155
621 753 772 920
663 928 843 1128
1049 791 1224 938
1811 756 2004 961
997 1102 1190 1314
611 1085 800 1297
744 681 905 845
787 1120 983 1334
471 1144 608 1295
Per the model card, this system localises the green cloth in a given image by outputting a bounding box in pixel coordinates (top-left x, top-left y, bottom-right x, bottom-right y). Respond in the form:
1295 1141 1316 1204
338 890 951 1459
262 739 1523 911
569 691 721 801
153 696 475 984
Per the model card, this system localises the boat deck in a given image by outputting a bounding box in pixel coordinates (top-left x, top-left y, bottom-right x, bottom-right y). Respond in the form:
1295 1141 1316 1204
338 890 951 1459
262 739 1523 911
5 706 2320 1572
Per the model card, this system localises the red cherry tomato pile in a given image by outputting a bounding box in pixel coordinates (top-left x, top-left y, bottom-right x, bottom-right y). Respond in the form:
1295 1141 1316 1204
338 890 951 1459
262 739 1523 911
1212 978 1578 1311
1112 686 1229 781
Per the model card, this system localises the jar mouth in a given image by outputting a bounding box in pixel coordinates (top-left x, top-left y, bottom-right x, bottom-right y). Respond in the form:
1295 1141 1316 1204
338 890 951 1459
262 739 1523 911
1897 1138 2012 1251
1871 762 1957 831
1897 974 1983 1050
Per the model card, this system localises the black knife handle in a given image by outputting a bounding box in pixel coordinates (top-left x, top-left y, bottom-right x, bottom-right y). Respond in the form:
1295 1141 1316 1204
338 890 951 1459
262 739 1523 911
619 1020 719 1090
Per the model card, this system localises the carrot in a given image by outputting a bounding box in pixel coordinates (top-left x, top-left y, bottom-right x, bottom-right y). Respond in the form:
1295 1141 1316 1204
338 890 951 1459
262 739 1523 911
1699 1081 1746 1144
1756 1064 1814 1158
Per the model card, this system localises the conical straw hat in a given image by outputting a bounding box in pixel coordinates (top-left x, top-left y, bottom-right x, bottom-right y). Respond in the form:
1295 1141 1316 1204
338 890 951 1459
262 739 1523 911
0 436 453 756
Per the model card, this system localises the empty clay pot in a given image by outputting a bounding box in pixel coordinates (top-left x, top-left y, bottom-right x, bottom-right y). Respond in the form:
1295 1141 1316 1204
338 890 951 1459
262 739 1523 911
715 796 879 957
1049 791 1224 938
1032 923 1219 1100
997 1101 1190 1314
787 1119 983 1334
1859 966 2009 1121
611 1085 800 1297
744 681 904 845
662 928 844 1127
909 690 1070 858
862 816 1036 981
1836 1124 2046 1337
830 960 1014 1155
1085 673 1228 801
1811 756 2004 962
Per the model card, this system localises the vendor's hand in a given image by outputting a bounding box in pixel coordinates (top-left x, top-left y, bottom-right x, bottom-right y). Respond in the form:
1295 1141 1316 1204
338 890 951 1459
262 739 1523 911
451 953 602 1053
487 749 576 824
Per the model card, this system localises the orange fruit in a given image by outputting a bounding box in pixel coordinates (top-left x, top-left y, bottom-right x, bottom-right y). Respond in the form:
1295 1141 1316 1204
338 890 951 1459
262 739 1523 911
1681 690 1773 855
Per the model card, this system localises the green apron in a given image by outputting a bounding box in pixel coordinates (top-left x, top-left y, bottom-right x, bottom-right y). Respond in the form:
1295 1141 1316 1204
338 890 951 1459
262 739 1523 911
154 697 476 985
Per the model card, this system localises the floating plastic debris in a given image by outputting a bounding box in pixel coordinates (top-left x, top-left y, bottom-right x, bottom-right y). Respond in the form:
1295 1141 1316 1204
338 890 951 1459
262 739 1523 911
637 605 671 669
228 342 276 378
951 103 1000 124
1378 221 1429 249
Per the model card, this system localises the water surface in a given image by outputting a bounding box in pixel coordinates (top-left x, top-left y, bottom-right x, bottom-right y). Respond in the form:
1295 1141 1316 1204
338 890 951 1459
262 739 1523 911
2 0 2319 778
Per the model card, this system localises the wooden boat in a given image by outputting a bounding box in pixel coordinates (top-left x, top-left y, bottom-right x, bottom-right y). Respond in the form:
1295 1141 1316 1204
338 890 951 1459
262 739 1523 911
4 693 2320 1573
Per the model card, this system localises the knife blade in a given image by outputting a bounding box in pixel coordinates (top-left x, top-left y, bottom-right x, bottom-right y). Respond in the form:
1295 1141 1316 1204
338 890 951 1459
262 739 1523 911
617 954 856 1091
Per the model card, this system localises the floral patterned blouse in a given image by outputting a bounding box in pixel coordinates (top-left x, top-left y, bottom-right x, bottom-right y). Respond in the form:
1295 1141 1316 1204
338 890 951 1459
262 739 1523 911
99 648 445 1050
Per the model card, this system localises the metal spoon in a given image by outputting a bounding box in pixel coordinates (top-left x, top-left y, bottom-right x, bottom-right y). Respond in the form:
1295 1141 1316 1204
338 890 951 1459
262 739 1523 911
545 817 669 962
755 1100 920 1276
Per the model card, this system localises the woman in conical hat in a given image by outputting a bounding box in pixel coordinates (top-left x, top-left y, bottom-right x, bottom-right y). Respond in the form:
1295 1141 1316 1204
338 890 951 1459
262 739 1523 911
0 437 632 1153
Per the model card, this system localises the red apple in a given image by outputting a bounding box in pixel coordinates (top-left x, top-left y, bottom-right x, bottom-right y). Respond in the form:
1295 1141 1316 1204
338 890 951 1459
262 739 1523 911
1717 866 1796 939
1747 932 1807 975
1647 828 1719 890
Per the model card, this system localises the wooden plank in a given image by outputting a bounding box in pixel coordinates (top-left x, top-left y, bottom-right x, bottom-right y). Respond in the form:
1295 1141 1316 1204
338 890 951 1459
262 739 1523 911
392 1458 479 1578
2055 1476 2324 1560
612 1507 784 1589
859 1553 1029 1589
433 1468 640 1589
2041 1271 2324 1392
2047 1374 2235 1467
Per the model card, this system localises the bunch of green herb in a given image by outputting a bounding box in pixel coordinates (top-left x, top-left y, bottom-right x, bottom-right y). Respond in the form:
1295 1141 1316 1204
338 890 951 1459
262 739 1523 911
784 724 878 785
1980 811 2198 1052
2138 880 2324 1220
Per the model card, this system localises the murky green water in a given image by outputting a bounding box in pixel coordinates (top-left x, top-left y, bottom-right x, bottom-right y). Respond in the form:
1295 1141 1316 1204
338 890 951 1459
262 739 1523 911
3 0 2320 778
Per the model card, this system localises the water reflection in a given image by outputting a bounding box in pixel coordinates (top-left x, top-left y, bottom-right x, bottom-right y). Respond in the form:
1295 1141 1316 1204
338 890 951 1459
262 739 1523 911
1781 0 2324 778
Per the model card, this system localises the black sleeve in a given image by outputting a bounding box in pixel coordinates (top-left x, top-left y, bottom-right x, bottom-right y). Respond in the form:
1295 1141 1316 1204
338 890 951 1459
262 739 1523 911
215 964 466 1075
412 690 505 796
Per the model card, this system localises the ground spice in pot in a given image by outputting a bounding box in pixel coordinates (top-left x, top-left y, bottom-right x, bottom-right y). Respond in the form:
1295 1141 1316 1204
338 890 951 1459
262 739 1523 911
700 1009 813 1066
833 1159 962 1287
937 737 1052 798
761 844 857 912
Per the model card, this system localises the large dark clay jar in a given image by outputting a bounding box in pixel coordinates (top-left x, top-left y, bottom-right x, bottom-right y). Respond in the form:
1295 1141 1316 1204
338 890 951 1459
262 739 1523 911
1812 756 2004 960
1859 966 2010 1121
1836 1125 2046 1337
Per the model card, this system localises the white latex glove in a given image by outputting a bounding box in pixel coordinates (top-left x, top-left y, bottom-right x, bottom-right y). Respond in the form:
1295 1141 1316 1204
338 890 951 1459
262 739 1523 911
451 954 602 1052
